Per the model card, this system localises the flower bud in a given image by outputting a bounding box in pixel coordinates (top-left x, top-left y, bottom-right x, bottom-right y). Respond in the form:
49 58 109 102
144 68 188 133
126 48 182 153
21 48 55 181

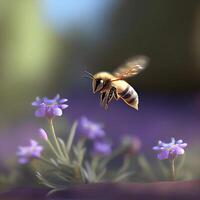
38 128 48 141
122 135 141 155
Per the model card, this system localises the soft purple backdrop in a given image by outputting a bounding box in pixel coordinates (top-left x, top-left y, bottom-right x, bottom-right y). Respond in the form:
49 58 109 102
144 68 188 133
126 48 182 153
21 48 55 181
1 91 200 162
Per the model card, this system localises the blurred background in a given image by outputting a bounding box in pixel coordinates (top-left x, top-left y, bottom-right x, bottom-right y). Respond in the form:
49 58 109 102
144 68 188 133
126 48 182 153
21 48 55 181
0 0 200 190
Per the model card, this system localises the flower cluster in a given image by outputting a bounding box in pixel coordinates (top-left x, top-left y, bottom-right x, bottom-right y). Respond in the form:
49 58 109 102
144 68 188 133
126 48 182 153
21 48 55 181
17 93 189 184
79 116 111 155
79 116 105 139
93 141 112 156
32 94 68 119
17 140 43 164
17 94 68 164
152 137 187 160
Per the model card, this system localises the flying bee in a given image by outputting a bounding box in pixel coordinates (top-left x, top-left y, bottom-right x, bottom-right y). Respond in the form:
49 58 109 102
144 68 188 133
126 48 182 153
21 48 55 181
83 56 149 110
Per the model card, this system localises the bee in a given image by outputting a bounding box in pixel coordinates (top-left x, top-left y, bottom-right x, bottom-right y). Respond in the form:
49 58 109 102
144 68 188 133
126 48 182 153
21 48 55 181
83 56 149 110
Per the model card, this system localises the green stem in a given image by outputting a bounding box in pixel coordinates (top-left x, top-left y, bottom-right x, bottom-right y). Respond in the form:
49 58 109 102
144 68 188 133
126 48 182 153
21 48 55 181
118 155 130 174
91 156 100 171
171 159 176 181
46 138 61 158
49 119 65 158
38 157 55 167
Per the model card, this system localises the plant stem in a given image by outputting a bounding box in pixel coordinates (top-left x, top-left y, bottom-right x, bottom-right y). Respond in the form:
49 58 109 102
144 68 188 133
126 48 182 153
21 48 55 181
46 138 61 158
38 157 55 167
171 159 176 181
49 119 64 158
91 156 100 172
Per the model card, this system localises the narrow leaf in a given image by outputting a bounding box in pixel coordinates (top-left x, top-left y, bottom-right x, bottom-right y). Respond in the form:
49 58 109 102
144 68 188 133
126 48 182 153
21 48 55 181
58 137 69 161
114 171 134 182
138 155 155 180
66 121 78 153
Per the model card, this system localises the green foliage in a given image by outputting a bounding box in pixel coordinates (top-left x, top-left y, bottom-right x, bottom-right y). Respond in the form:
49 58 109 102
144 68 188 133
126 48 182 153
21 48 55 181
35 120 136 193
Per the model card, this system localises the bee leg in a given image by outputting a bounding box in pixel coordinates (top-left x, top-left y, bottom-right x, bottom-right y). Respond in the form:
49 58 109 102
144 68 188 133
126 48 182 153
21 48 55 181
112 87 119 100
104 103 109 110
100 92 107 105
107 88 115 103
101 93 109 110
100 92 109 110
102 88 115 110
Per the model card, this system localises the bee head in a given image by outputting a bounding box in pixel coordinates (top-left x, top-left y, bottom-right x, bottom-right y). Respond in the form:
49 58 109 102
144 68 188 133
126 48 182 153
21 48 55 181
82 71 110 94
92 78 104 94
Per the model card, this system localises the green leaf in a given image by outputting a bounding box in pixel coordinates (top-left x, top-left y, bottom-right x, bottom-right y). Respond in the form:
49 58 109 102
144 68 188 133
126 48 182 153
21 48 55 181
47 188 66 196
50 158 59 168
36 172 55 188
66 121 78 153
96 168 106 181
157 160 169 179
73 145 86 165
176 154 185 172
117 157 131 174
57 137 69 161
137 155 155 181
85 161 96 182
114 171 135 182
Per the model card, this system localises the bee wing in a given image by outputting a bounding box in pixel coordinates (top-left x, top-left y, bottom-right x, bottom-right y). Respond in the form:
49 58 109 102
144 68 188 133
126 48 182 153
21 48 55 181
113 55 149 79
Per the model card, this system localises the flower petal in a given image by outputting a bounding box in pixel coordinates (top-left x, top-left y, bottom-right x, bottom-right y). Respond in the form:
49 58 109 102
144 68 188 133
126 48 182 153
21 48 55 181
96 129 105 137
32 101 39 106
172 146 185 155
54 94 60 101
171 137 175 144
18 157 29 164
152 146 161 151
43 97 55 104
60 104 68 109
16 147 27 156
94 142 112 155
59 98 68 103
30 140 38 146
179 143 187 148
35 108 46 117
176 140 183 144
157 150 169 160
53 107 63 116
79 116 106 140
32 147 43 157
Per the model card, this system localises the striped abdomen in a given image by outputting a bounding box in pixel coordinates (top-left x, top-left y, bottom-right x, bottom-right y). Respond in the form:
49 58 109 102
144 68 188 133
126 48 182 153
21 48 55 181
118 85 139 110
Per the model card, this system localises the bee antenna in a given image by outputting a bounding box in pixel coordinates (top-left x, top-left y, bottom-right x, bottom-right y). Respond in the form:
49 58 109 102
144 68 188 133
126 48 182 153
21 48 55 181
84 71 94 79
81 75 93 80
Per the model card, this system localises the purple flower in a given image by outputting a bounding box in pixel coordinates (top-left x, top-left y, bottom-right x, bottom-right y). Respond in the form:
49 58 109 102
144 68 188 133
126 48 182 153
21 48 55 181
17 140 43 164
38 128 48 141
32 94 68 118
152 138 187 160
79 116 105 139
93 141 112 155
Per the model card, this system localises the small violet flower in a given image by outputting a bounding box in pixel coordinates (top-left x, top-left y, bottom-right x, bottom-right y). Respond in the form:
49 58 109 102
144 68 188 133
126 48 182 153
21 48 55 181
32 94 68 119
17 140 43 164
153 137 187 160
38 128 48 141
93 141 112 156
79 116 105 139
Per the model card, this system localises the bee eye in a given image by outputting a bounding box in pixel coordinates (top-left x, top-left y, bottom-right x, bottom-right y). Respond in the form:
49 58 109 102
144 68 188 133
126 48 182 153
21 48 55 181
93 79 104 93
